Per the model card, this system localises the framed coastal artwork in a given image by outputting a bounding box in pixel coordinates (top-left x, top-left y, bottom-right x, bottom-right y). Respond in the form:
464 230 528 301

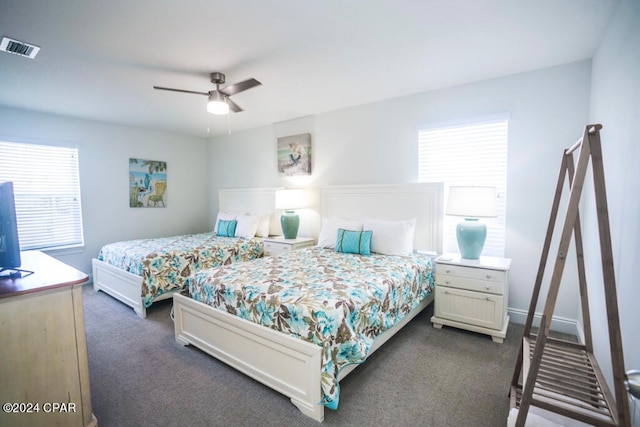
129 158 167 208
277 133 311 176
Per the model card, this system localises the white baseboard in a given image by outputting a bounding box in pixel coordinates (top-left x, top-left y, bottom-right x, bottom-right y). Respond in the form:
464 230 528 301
508 307 584 343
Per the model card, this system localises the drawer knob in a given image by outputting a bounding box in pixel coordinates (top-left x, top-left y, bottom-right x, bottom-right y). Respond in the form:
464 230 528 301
485 296 491 301
444 290 449 295
486 274 492 279
445 280 451 285
485 285 491 290
446 269 451 274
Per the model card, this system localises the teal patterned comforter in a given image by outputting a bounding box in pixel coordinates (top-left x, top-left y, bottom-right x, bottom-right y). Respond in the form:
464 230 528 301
98 232 263 307
183 247 434 410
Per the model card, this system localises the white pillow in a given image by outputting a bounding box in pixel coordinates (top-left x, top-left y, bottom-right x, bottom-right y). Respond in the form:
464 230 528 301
317 217 363 249
235 214 261 239
363 218 416 256
214 211 237 233
255 214 271 237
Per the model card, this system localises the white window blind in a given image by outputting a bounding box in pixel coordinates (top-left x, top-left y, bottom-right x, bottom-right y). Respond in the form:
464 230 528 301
418 119 508 257
0 141 84 250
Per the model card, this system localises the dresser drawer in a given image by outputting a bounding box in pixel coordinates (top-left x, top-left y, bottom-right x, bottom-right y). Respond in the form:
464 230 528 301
436 263 506 283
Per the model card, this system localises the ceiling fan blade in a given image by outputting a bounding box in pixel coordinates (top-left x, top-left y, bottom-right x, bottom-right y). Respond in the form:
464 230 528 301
219 78 261 96
153 86 209 96
226 98 243 113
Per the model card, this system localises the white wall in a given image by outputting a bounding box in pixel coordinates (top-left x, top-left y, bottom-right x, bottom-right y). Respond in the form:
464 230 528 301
0 106 210 274
208 60 593 328
588 0 640 402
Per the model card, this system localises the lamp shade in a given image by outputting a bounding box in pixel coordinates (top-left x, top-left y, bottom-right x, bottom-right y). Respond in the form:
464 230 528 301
446 186 497 218
275 189 308 210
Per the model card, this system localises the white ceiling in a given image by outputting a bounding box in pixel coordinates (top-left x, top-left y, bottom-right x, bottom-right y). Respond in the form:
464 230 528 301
0 0 618 138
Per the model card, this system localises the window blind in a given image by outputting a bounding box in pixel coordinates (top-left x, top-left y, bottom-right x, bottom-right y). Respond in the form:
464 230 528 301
0 141 84 250
418 119 508 257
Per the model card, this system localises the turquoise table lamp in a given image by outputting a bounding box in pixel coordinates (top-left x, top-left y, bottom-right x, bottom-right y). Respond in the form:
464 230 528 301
445 186 497 259
275 189 308 239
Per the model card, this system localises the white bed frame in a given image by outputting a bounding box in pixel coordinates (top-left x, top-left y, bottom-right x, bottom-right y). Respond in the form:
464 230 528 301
92 187 282 318
173 183 444 422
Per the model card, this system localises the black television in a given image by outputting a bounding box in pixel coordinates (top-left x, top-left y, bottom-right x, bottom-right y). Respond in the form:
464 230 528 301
0 181 21 273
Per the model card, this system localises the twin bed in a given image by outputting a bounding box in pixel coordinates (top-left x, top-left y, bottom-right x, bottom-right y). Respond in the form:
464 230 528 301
92 188 278 318
93 233 263 317
93 183 444 422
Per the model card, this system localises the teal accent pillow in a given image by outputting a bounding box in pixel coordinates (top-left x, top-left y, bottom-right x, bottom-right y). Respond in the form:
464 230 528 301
336 228 372 255
217 219 237 237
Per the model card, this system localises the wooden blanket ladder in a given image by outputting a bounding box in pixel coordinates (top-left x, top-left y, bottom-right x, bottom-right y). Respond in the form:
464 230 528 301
509 124 630 426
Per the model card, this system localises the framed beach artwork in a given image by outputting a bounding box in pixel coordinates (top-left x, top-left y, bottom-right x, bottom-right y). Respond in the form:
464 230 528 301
277 133 311 176
129 158 167 208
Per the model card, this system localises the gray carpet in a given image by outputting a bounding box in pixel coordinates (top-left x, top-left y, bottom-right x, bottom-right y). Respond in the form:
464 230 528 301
82 283 523 426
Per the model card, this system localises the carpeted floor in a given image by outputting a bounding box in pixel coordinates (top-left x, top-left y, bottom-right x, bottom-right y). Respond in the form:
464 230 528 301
82 283 525 426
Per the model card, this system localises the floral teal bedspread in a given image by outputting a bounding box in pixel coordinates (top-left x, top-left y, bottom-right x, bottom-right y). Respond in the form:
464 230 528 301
183 247 434 410
98 232 263 307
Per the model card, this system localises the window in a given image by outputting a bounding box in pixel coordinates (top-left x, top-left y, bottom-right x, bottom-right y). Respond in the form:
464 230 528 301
0 140 84 250
418 118 508 257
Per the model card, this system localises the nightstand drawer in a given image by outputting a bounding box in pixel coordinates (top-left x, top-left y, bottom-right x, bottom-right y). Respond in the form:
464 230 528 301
262 237 315 257
434 286 505 331
436 264 506 283
263 242 290 256
434 274 506 295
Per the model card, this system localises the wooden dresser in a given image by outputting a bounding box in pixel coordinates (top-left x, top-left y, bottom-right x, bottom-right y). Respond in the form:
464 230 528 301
0 251 97 427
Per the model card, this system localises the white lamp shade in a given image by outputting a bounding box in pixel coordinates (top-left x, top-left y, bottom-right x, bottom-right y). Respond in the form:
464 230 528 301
446 186 497 218
275 189 308 210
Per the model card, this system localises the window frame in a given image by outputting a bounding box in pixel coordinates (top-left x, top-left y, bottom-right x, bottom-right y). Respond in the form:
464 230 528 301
417 116 508 257
0 139 85 251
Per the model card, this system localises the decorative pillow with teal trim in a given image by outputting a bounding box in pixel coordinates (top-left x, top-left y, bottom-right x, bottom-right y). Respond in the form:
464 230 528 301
217 219 237 237
335 228 372 255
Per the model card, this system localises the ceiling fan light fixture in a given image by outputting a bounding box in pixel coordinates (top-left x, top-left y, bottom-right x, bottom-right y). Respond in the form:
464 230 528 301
207 100 229 115
154 72 260 115
207 91 229 115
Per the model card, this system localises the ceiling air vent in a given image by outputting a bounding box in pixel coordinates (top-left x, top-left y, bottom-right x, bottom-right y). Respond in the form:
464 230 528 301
0 36 40 59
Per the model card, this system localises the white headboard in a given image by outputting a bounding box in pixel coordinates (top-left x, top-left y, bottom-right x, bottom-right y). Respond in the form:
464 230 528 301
218 187 282 214
218 187 283 235
320 183 443 253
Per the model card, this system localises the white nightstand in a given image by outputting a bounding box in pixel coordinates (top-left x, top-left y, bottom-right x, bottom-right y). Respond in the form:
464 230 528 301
430 253 512 343
262 236 315 257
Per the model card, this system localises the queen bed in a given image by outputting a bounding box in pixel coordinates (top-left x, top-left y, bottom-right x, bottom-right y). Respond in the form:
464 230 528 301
172 183 444 422
92 187 281 318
